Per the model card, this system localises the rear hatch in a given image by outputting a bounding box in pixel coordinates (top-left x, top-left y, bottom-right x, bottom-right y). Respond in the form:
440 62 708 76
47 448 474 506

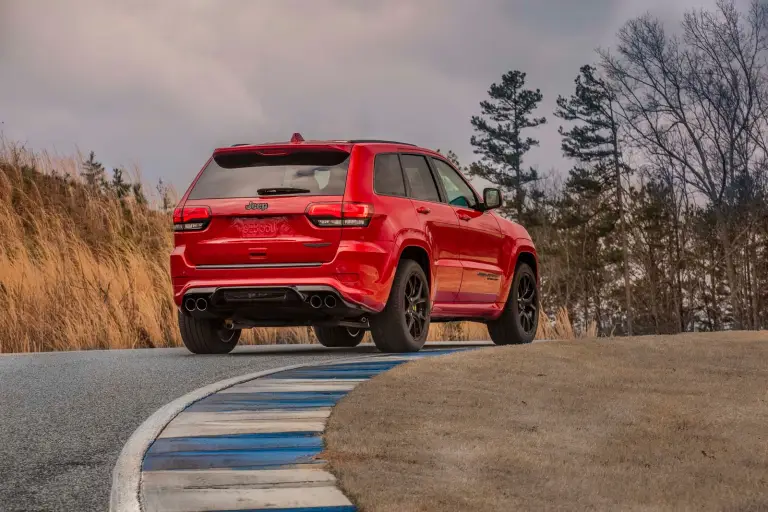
176 146 352 268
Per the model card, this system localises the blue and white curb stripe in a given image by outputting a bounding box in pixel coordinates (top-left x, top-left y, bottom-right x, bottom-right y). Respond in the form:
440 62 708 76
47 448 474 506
111 348 475 512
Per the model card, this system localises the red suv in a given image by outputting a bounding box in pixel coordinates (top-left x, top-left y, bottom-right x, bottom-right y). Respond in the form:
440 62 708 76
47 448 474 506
171 134 539 354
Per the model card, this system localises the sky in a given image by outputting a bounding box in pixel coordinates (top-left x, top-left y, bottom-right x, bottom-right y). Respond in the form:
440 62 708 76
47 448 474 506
0 0 726 196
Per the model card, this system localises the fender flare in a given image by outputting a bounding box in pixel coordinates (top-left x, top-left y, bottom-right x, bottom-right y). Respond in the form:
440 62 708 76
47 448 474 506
499 237 538 303
377 235 433 303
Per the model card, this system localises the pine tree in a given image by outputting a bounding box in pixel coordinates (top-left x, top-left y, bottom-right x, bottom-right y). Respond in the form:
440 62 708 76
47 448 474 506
132 182 147 206
81 151 107 191
553 166 614 333
469 70 546 221
157 178 173 212
111 168 131 199
554 64 634 335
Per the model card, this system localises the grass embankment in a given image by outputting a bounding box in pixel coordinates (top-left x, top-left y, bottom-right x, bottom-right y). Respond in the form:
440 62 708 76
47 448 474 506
1 146 177 352
324 331 768 512
0 144 578 353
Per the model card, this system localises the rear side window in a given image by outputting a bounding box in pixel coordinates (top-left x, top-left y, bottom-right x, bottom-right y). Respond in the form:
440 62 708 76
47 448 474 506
399 154 440 202
373 154 406 197
188 150 350 199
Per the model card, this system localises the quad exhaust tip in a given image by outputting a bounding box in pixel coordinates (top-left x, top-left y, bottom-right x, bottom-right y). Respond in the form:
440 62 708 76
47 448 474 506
185 296 209 312
187 291 341 312
309 294 337 309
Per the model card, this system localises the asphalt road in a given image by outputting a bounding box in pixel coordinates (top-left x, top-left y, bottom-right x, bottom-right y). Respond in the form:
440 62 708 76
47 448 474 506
0 343 476 512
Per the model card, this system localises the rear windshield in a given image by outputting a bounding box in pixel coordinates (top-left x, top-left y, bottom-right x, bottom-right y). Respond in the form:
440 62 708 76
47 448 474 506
188 150 350 199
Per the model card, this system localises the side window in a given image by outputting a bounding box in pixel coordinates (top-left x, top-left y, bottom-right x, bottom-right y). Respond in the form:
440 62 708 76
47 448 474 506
432 159 477 208
373 154 406 197
400 154 441 202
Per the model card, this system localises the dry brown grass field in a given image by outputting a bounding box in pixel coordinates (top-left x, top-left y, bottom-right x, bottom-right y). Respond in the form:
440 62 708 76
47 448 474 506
324 331 768 512
0 143 584 353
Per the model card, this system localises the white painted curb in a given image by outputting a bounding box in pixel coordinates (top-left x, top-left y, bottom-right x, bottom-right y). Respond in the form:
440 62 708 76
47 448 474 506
109 342 495 511
109 354 387 512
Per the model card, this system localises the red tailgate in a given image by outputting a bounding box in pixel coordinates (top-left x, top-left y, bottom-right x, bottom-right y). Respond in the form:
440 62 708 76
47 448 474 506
175 147 352 268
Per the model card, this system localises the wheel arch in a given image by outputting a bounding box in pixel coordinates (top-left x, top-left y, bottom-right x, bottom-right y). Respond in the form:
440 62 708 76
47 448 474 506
377 240 433 305
399 245 431 288
498 238 538 304
516 250 538 282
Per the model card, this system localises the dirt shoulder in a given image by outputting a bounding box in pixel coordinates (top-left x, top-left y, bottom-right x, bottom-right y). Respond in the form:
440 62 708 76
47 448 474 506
323 332 768 512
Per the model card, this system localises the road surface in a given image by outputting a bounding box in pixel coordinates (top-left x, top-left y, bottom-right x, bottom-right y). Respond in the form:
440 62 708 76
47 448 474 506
0 343 479 512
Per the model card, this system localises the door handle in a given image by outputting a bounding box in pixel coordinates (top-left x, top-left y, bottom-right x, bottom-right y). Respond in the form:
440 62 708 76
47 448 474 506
458 213 471 221
416 206 431 214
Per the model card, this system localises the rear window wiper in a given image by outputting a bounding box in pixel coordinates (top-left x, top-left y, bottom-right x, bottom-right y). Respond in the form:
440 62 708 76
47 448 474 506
257 187 311 195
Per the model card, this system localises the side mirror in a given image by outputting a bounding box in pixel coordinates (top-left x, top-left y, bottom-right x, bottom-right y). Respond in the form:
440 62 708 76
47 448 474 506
483 188 502 210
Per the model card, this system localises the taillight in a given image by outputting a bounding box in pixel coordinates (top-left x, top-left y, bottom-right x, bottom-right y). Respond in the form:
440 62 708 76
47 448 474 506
173 206 211 231
306 202 373 227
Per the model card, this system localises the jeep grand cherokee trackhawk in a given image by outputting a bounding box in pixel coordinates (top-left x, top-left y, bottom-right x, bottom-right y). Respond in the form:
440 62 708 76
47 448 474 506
171 133 539 354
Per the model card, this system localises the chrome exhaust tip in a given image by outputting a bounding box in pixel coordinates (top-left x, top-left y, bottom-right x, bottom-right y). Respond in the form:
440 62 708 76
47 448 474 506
184 298 197 312
324 295 337 308
196 298 208 311
309 295 323 309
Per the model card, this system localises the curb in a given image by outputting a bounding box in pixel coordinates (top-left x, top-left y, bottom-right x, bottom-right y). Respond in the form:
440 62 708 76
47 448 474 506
109 354 387 512
110 344 493 511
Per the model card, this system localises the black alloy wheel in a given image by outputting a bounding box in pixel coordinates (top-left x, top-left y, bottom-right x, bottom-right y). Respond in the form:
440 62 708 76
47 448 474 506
404 273 428 340
517 272 537 335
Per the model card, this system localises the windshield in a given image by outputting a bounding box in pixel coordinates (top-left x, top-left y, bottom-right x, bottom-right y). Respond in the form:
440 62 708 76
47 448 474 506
188 150 350 199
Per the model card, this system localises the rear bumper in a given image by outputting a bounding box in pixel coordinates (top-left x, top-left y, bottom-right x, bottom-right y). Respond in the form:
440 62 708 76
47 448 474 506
180 284 374 328
170 240 395 313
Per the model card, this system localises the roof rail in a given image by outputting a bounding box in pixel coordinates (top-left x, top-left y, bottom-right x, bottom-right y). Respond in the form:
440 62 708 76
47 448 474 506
347 139 417 146
230 143 250 147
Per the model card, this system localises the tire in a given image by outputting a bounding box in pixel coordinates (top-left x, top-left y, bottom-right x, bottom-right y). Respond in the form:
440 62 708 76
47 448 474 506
313 326 365 348
370 259 430 353
178 311 241 354
487 262 539 346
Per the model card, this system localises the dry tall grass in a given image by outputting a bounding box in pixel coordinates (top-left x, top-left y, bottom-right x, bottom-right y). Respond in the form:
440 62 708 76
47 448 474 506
1 144 175 352
0 144 581 353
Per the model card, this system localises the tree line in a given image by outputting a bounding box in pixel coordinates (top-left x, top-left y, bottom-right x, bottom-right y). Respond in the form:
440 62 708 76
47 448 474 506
462 0 768 334
80 151 175 212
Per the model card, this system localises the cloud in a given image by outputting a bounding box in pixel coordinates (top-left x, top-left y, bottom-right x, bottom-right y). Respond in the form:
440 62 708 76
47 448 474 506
0 0 724 191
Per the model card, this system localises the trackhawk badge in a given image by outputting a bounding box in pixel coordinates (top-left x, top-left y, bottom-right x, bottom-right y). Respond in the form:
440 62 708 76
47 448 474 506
245 201 268 211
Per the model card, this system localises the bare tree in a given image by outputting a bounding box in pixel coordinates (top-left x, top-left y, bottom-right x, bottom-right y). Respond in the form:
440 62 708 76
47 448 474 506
600 0 768 329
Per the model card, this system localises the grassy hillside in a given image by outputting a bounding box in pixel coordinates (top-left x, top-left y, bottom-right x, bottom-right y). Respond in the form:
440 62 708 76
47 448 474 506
1 144 175 352
0 143 573 353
